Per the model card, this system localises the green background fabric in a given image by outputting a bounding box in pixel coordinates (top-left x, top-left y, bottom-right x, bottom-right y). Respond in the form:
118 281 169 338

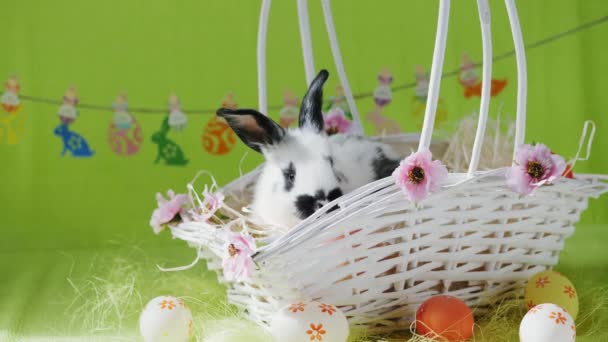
0 0 607 340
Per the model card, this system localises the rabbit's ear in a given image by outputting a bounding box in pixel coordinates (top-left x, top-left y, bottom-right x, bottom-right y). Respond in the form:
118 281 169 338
299 69 329 133
217 108 285 153
161 118 170 133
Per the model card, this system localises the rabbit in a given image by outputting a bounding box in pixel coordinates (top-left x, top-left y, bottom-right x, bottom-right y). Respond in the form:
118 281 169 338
217 69 401 229
54 123 95 157
151 118 189 166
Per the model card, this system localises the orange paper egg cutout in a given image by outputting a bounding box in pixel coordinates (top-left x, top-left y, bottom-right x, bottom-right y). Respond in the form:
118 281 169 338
415 295 474 341
202 115 237 155
202 92 238 155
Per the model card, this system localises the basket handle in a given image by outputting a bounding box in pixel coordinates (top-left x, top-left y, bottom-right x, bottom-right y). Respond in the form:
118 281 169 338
320 0 364 134
505 0 527 162
418 0 450 152
256 0 271 115
421 0 527 170
298 0 316 85
256 0 364 133
467 0 493 177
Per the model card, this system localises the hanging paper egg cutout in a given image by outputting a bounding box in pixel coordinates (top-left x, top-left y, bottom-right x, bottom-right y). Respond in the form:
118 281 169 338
202 92 237 155
58 86 79 125
415 295 475 341
108 116 143 156
108 94 142 156
168 93 188 131
270 301 349 342
139 295 193 342
525 270 579 319
202 115 237 155
519 303 575 342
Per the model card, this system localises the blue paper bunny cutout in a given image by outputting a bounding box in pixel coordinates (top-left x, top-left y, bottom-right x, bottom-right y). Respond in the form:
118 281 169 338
54 123 95 157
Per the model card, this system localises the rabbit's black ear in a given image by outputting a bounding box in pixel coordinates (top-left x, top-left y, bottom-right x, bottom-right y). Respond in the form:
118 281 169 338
217 108 285 153
299 69 329 133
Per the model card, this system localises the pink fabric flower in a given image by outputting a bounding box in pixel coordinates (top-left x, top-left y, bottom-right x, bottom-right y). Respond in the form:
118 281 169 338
191 190 225 222
392 149 448 202
149 190 189 234
324 108 352 135
202 191 224 214
506 143 566 195
222 232 256 282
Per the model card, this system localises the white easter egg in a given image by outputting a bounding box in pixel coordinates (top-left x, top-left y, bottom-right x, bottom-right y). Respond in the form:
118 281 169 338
270 301 349 342
139 296 193 342
519 303 576 342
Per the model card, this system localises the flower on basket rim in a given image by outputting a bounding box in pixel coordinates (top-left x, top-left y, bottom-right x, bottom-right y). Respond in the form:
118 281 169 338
324 108 352 135
150 190 190 234
222 231 256 282
191 189 225 222
392 149 448 202
506 143 566 195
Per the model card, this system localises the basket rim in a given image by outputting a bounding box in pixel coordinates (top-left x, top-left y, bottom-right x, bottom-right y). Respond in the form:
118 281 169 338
213 163 608 262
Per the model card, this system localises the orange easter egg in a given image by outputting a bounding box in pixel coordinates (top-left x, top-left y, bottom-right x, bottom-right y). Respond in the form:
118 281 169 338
202 115 237 155
415 295 474 341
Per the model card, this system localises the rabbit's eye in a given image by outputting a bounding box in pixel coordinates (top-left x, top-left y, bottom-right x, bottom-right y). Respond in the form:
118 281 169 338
282 162 296 191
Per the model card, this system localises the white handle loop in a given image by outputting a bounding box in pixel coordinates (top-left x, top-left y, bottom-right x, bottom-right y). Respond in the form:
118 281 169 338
569 120 596 170
321 0 363 135
505 0 527 161
467 0 492 177
257 0 271 115
157 252 201 272
298 0 316 85
418 0 450 152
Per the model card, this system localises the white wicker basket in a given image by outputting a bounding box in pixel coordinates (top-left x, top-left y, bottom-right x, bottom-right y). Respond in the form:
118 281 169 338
167 0 608 333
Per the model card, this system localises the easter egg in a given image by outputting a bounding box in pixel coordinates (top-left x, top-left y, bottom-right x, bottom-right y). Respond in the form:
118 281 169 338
108 116 143 156
113 111 133 130
415 295 474 341
139 296 193 342
270 301 349 342
202 115 237 155
525 270 578 319
519 303 576 342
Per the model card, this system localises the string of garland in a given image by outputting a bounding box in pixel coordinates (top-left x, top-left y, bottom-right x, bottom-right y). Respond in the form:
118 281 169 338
10 15 607 115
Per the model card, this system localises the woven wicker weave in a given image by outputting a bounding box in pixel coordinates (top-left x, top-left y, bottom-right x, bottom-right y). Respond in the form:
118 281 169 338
167 0 608 333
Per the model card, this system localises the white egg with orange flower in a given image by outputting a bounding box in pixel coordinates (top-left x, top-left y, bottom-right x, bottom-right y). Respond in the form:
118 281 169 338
519 303 575 342
269 301 349 342
139 295 193 342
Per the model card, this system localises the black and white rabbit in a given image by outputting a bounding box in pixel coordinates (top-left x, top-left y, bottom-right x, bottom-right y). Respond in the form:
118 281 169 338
218 70 400 229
